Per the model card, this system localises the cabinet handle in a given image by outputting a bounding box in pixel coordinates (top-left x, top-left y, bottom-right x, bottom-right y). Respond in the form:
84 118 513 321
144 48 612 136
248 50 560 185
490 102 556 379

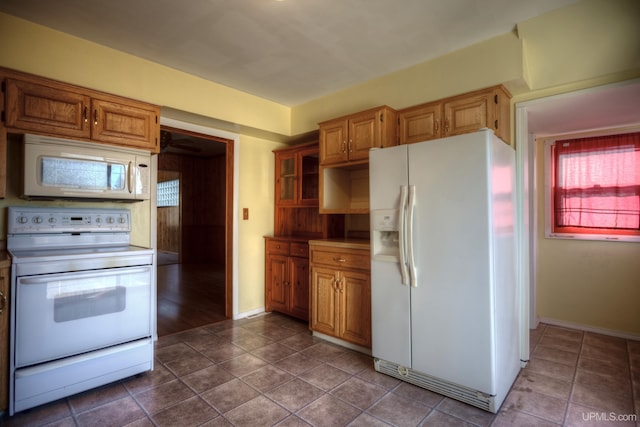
333 257 346 263
284 281 290 287
434 119 439 134
342 141 347 153
348 139 353 152
93 109 98 126
444 118 449 134
83 106 88 123
0 289 6 314
339 278 344 293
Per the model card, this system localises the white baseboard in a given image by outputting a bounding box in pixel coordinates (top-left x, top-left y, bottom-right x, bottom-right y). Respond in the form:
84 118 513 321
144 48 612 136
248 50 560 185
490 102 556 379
234 307 265 320
311 331 372 356
537 317 640 341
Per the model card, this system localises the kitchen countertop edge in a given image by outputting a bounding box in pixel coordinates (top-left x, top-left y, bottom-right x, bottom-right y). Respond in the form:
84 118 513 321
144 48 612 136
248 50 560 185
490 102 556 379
308 238 370 250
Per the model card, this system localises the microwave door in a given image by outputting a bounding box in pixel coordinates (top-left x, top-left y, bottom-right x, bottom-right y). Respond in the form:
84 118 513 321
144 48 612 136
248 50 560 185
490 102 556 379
22 135 151 201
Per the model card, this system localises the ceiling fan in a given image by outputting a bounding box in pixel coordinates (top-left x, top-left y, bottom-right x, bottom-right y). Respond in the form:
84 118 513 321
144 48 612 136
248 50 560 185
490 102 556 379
160 130 202 153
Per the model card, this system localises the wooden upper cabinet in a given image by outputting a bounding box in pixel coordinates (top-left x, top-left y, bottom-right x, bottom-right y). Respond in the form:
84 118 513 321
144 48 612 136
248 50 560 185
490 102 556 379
274 142 319 207
443 91 493 137
319 119 348 165
2 70 160 152
5 78 91 139
398 85 512 145
398 101 441 145
319 106 397 166
91 98 159 151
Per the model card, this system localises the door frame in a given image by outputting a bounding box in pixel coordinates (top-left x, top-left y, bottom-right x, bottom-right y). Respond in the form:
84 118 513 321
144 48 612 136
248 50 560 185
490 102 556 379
159 117 240 319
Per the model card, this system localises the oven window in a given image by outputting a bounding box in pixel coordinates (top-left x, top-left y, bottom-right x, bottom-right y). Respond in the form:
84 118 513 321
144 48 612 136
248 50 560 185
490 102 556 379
41 156 126 190
53 286 126 322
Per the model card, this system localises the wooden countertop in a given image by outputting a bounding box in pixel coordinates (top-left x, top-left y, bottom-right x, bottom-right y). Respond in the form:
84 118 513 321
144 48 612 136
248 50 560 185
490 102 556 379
0 250 10 268
308 238 370 250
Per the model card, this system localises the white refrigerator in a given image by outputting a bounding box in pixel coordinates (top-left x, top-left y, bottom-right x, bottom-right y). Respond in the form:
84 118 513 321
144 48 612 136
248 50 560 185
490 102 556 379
369 129 520 413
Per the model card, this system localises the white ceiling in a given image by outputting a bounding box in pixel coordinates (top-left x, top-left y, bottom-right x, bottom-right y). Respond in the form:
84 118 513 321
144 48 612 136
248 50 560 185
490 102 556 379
0 0 577 106
524 79 640 137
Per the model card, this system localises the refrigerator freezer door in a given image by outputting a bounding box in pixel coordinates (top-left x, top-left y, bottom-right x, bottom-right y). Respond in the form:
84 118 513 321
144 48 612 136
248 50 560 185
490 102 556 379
407 131 496 394
369 146 412 368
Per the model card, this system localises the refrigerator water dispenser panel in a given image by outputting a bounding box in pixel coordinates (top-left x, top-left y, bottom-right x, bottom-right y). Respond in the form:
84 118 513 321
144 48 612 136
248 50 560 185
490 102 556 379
372 209 400 261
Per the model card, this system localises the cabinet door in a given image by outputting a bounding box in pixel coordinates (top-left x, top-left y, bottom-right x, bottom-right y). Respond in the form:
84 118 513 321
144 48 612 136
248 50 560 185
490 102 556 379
399 102 442 144
492 86 511 144
0 267 9 413
298 147 319 205
319 119 348 165
266 255 289 314
443 93 491 138
289 257 309 321
310 266 338 336
338 270 371 347
5 78 90 138
91 98 159 151
275 151 297 205
348 111 378 162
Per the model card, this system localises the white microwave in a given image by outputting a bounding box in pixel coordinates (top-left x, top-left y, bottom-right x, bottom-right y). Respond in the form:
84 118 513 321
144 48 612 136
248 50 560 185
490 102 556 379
22 134 151 201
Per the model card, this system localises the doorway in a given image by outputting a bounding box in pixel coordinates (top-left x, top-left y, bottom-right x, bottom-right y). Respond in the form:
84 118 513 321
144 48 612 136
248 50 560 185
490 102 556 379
156 125 234 336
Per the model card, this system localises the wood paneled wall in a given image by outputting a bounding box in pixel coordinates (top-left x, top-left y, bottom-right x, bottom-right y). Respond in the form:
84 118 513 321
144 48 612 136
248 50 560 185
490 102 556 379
158 152 227 264
157 170 181 254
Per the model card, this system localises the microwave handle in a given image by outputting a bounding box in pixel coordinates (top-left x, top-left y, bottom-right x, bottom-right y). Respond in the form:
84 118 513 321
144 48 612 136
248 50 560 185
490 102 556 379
127 161 133 194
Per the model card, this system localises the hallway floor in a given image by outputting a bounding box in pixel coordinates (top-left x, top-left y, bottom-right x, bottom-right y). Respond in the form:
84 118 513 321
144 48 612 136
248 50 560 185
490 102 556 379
3 314 638 426
156 262 227 336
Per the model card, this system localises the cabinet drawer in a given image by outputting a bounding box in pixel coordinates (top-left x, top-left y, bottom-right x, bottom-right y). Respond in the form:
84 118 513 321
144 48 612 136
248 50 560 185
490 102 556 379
310 247 370 270
266 240 290 256
290 242 309 258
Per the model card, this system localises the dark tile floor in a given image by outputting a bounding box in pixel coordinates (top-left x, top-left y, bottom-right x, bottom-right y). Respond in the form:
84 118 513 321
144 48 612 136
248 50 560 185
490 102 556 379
3 314 639 426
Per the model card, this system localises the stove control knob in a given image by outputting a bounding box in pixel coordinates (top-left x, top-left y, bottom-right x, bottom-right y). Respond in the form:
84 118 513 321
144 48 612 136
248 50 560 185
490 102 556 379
107 217 115 224
17 216 28 224
95 217 102 224
33 216 43 224
118 217 126 224
48 217 57 224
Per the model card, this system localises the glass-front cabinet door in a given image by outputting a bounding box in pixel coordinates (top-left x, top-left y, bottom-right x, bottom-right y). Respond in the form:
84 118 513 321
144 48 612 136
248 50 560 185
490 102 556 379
298 148 319 206
276 153 296 205
274 145 319 207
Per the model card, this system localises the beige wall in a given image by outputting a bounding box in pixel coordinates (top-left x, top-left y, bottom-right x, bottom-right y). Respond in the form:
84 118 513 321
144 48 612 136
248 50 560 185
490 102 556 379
535 140 640 335
291 31 524 135
0 12 291 315
238 137 287 313
1 0 639 329
0 13 291 137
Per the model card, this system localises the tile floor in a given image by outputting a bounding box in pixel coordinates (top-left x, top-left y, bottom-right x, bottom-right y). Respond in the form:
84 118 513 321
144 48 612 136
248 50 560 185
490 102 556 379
3 314 639 426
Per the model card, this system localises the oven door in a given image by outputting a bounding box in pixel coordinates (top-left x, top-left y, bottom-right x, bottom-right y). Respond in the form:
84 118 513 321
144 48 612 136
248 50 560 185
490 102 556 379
15 266 152 367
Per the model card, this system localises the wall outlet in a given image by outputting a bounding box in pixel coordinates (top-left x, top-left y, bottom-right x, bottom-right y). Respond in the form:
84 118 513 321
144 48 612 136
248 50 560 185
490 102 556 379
243 208 249 220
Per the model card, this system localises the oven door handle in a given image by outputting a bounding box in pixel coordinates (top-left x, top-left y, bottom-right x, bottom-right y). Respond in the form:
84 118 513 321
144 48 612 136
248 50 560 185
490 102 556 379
19 267 152 284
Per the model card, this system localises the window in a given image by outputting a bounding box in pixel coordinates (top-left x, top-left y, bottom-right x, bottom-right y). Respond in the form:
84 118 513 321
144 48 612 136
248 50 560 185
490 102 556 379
157 179 179 207
546 131 640 241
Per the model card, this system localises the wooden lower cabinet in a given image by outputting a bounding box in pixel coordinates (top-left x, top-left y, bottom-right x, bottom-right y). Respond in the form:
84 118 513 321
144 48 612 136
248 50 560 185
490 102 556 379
264 238 309 321
0 265 9 414
309 242 371 348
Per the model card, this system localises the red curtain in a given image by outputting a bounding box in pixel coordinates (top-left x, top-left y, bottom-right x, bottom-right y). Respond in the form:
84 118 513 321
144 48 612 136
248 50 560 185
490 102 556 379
552 132 640 233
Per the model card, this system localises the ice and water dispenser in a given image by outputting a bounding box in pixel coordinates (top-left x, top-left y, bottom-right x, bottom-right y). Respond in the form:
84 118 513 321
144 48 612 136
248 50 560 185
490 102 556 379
371 209 400 262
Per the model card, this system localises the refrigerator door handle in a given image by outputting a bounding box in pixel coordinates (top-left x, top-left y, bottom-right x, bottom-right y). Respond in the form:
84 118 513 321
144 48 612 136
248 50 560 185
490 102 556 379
407 184 418 287
398 185 409 286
